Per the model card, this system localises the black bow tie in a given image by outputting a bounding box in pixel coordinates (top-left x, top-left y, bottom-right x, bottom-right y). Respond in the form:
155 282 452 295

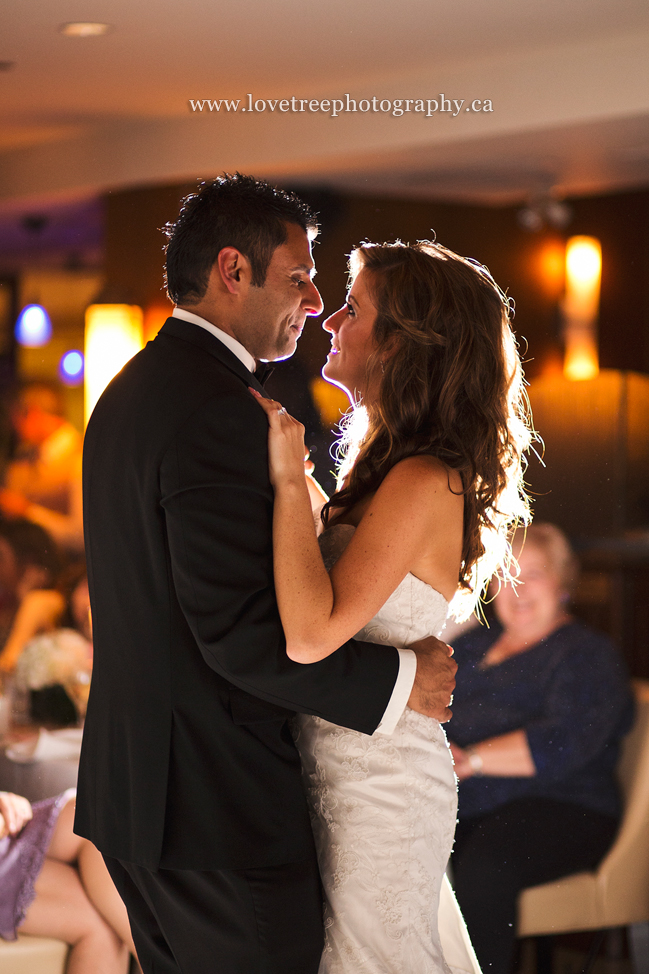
254 364 275 386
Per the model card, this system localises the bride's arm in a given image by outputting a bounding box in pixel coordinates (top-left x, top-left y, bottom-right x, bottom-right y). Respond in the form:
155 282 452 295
304 463 328 526
251 390 462 663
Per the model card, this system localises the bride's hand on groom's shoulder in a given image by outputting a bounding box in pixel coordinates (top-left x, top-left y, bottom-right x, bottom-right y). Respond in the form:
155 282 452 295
249 388 307 489
407 636 457 723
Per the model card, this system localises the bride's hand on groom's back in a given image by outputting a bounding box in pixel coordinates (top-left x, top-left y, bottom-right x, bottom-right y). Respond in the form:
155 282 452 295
407 637 457 723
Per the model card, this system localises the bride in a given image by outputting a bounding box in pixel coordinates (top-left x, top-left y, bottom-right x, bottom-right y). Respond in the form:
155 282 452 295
251 240 532 974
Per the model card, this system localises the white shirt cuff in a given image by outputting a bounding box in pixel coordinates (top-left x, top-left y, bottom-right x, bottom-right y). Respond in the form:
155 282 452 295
373 649 417 736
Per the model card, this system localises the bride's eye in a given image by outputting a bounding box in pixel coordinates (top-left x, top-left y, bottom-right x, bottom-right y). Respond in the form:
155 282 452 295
345 302 355 316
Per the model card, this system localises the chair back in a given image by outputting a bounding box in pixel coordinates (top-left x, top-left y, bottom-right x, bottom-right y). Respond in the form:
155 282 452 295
597 679 649 920
518 679 649 934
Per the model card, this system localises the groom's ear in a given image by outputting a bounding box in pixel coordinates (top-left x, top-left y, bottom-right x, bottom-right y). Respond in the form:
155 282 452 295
216 247 252 295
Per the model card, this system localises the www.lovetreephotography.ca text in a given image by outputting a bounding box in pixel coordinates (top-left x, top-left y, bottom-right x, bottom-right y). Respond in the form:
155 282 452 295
189 93 494 118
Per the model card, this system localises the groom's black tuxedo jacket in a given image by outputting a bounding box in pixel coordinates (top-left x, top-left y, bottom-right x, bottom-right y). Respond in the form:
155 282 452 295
75 317 400 870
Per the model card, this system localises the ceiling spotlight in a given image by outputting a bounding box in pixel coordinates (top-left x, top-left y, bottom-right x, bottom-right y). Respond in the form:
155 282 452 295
517 207 544 233
544 200 572 230
517 196 573 233
59 22 113 37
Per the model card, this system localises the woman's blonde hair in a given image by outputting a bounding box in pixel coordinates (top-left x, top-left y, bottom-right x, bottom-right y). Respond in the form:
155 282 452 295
322 240 535 619
512 523 579 592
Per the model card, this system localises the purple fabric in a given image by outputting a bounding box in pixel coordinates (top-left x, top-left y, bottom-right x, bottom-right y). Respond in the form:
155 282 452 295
0 788 76 940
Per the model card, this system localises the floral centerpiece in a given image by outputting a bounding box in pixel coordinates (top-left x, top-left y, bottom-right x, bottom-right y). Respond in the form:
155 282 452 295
14 629 92 719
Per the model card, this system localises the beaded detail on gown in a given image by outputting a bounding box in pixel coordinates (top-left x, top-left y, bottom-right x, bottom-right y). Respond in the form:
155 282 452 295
294 524 480 974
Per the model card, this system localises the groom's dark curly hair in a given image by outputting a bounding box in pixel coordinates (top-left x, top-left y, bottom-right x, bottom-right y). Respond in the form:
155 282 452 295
163 173 318 305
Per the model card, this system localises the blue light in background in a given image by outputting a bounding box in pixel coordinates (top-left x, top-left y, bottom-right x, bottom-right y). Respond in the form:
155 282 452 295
59 350 84 385
15 304 53 347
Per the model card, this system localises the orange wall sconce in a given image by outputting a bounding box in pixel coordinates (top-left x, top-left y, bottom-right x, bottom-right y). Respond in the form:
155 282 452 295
143 303 173 343
537 240 565 300
562 236 602 381
85 303 143 424
310 376 350 428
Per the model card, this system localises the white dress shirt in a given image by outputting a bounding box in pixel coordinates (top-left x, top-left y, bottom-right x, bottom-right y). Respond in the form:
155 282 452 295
171 307 417 735
173 307 257 373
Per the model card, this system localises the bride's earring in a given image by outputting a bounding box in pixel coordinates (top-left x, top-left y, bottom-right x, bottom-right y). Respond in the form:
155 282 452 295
380 360 386 374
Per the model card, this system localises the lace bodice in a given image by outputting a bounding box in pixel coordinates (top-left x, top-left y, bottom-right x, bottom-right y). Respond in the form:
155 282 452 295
318 523 449 648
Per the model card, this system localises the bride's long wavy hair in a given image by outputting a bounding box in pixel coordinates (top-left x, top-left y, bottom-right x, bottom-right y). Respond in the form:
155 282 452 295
321 240 534 619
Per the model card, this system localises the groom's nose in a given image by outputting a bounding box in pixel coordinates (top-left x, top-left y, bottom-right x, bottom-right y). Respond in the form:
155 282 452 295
303 280 324 316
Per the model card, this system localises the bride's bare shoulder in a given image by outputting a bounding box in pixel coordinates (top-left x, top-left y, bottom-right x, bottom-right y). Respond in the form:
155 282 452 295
382 455 463 497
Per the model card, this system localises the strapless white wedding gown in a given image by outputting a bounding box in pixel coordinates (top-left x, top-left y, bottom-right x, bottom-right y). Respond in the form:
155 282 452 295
294 525 480 974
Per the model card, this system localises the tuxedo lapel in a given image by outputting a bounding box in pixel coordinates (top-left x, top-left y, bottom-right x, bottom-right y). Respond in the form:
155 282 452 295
157 317 268 395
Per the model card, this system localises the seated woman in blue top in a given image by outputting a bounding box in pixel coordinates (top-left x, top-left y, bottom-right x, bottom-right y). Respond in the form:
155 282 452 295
449 523 634 974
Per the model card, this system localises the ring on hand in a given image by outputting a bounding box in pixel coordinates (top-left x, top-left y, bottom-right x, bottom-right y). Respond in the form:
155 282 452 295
277 407 287 416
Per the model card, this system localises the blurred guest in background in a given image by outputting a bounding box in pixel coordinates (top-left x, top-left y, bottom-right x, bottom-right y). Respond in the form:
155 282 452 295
0 382 83 553
0 518 61 666
449 523 634 974
2 562 90 726
0 789 136 972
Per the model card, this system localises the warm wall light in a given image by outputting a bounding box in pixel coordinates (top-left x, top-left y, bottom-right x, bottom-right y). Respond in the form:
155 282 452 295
59 22 112 36
310 376 350 427
563 236 601 381
143 303 172 343
527 370 649 537
85 304 143 424
538 240 565 300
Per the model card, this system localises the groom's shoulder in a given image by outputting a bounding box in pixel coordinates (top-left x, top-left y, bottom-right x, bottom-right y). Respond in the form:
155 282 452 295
89 329 257 450
132 327 252 406
147 325 241 380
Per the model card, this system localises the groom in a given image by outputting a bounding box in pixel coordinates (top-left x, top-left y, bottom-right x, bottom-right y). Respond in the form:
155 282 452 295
75 173 456 972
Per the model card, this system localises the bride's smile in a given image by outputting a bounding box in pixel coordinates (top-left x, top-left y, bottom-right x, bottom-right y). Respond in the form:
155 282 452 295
322 268 379 402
